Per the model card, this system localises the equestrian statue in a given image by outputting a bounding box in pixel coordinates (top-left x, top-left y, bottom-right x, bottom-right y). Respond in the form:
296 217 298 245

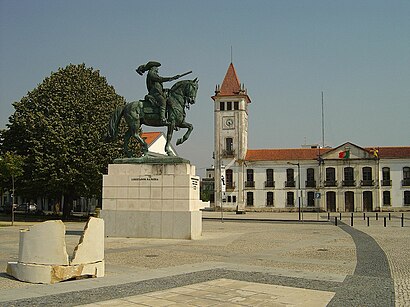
105 61 198 157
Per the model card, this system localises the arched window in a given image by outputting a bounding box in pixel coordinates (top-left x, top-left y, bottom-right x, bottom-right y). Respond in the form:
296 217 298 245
306 168 315 187
246 192 254 206
266 192 274 206
265 169 274 187
403 167 410 186
325 168 336 187
343 167 355 186
286 169 295 187
382 167 391 186
226 169 233 189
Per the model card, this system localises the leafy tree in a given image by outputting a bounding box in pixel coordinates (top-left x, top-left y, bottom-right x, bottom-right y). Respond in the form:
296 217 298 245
0 152 24 224
2 64 130 219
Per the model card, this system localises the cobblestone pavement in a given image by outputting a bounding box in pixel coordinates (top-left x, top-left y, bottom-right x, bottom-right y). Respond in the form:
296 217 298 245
0 212 408 306
348 216 410 307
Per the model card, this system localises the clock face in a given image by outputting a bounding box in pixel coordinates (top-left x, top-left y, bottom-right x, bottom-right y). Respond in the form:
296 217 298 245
223 117 235 129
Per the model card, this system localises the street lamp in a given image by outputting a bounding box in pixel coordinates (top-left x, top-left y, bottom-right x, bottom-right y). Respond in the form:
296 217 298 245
288 162 301 221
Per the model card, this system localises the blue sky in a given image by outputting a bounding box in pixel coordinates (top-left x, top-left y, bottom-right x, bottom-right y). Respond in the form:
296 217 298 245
1 0 409 174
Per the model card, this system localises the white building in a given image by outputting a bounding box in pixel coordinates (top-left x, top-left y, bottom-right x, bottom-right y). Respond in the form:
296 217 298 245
212 63 410 212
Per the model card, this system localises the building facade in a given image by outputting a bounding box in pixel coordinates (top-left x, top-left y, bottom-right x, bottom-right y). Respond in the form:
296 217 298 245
212 63 410 212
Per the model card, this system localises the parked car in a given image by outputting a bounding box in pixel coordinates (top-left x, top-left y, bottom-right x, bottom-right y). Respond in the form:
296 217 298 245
14 203 37 214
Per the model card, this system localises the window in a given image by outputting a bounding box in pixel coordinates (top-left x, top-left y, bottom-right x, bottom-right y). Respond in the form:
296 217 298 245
227 196 231 202
286 192 294 207
265 169 274 187
383 191 391 206
362 167 373 186
325 167 336 187
223 138 234 157
246 192 254 206
227 101 232 110
232 195 236 203
220 101 225 111
343 167 355 186
403 167 410 186
226 169 233 189
267 192 274 206
306 168 315 187
404 191 410 205
245 169 254 187
286 168 295 187
234 101 239 110
307 191 315 207
382 167 391 186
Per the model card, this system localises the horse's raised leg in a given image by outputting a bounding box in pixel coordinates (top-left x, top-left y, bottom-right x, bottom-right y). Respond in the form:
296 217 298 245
130 119 148 156
165 122 176 156
124 129 133 158
176 121 193 146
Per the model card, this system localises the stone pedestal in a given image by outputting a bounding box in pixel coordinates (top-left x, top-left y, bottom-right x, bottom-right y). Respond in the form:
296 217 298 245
101 157 209 239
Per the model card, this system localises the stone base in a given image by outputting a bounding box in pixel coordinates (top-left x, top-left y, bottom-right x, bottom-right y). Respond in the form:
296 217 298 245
101 210 202 239
6 261 104 284
102 161 209 240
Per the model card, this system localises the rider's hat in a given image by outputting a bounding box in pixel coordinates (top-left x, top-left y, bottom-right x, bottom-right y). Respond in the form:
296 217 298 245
136 61 161 75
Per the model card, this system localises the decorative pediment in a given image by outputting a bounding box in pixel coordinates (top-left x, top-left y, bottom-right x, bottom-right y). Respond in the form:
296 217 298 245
321 142 372 160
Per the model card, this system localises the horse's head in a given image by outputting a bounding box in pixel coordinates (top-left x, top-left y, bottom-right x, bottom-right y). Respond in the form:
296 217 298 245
170 78 199 109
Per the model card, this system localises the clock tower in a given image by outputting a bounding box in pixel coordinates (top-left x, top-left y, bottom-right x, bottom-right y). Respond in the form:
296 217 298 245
212 63 251 210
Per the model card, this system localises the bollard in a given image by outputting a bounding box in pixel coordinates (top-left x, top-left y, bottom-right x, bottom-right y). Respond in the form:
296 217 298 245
340 212 342 220
367 216 370 227
328 212 330 220
402 213 404 227
389 212 391 221
335 216 338 226
351 214 354 227
376 212 378 220
383 217 387 227
363 212 366 220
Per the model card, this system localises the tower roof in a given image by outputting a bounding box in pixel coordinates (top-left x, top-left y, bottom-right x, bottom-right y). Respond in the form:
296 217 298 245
212 63 251 103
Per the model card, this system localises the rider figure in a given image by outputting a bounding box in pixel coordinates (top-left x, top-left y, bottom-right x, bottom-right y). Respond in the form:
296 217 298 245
136 61 180 125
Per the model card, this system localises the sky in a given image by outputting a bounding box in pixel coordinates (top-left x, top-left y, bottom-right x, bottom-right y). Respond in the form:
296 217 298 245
1 0 409 176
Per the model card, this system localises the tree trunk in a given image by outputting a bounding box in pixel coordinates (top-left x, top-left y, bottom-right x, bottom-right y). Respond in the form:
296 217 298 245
62 193 73 221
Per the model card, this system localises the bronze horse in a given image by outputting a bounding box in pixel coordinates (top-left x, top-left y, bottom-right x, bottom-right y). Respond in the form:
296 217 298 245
105 79 198 157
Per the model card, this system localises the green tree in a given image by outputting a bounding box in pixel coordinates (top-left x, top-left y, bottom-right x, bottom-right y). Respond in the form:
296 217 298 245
3 64 129 219
0 152 25 224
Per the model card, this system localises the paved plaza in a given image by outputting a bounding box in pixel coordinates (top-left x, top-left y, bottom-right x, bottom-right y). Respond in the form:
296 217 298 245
0 212 408 306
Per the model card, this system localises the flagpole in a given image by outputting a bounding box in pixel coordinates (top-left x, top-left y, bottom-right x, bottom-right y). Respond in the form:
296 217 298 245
322 91 325 148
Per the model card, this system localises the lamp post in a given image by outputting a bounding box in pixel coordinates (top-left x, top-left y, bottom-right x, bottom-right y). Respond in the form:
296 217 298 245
288 162 301 221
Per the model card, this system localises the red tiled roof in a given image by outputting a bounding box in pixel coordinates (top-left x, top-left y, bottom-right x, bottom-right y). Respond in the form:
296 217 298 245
246 148 331 161
246 147 410 161
220 63 241 96
212 63 251 103
141 132 161 146
365 147 410 159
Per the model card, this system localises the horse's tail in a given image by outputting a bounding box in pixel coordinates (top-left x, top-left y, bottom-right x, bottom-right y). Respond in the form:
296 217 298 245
104 105 124 142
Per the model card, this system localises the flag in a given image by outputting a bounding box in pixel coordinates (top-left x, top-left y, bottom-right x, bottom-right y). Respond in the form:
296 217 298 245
339 150 350 159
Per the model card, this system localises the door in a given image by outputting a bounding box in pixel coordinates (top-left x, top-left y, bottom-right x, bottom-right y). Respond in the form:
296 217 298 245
326 191 336 212
363 191 373 212
345 192 354 212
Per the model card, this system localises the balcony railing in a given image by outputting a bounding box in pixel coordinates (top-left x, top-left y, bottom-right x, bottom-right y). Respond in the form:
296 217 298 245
305 180 316 188
285 180 296 188
266 201 274 207
324 180 337 187
222 149 235 157
265 180 275 188
342 180 356 187
381 179 392 186
402 179 410 187
361 180 374 187
226 182 235 191
245 181 255 188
